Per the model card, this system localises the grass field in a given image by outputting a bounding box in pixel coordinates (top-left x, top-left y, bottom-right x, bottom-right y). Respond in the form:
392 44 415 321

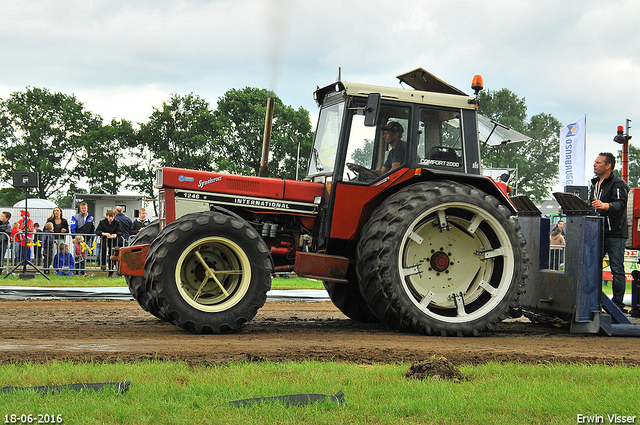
1 360 639 425
1 272 638 424
0 272 628 295
0 274 324 290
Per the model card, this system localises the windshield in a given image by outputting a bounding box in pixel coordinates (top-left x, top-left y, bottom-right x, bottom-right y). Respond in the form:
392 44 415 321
307 102 344 177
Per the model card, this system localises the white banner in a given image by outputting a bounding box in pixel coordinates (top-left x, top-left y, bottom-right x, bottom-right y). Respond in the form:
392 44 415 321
559 115 586 187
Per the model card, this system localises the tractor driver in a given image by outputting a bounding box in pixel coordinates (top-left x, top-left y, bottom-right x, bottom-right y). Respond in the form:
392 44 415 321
378 121 407 174
348 121 406 177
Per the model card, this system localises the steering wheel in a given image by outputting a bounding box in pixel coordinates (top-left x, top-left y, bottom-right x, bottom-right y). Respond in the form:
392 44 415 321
346 163 378 180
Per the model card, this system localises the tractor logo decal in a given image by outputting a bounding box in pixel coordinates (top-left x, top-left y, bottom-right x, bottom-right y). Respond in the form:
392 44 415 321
198 176 223 188
234 198 291 209
176 191 318 214
419 159 461 168
375 177 390 187
178 175 195 182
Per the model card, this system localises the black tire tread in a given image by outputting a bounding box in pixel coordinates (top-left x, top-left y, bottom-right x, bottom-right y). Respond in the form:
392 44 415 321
144 211 272 333
323 266 379 324
357 181 528 336
125 220 162 319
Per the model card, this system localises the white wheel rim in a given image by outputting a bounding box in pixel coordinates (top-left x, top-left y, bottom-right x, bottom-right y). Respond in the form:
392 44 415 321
398 202 515 323
175 236 251 312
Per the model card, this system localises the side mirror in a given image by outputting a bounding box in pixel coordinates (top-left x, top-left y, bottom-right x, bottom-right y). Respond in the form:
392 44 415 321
364 93 381 127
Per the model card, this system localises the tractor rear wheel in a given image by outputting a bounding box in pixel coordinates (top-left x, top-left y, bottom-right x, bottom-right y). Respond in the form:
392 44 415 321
323 267 379 324
357 181 527 336
125 220 162 319
144 211 272 333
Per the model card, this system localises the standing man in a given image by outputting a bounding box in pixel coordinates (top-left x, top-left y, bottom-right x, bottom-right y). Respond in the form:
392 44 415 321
130 208 151 236
114 206 132 245
552 219 565 237
96 210 122 277
590 152 629 311
70 202 95 235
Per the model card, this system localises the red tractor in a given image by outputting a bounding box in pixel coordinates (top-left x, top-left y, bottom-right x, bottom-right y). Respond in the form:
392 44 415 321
117 68 528 336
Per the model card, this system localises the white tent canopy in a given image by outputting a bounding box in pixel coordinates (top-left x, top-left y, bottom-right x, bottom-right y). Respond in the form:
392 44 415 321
13 199 57 209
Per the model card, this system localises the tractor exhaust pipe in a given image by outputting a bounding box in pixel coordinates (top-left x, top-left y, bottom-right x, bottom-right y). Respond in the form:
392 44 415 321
259 97 275 177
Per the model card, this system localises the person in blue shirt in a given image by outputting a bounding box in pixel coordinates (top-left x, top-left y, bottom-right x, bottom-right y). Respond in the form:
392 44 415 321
70 202 95 235
113 206 132 244
53 243 74 276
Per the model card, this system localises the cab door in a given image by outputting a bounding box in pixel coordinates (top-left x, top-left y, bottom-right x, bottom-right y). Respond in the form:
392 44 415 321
329 103 413 240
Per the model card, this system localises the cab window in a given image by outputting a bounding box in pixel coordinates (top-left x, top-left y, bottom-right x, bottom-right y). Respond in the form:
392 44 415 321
342 104 410 183
417 107 463 169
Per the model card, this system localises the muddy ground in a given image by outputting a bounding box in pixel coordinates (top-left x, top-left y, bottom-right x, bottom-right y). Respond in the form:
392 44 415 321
1 299 639 365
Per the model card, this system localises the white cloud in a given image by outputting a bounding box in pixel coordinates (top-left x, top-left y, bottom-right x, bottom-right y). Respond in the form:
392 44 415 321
1 0 640 185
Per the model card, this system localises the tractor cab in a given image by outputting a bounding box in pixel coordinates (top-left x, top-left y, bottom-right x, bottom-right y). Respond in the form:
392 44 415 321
306 69 482 189
306 70 490 247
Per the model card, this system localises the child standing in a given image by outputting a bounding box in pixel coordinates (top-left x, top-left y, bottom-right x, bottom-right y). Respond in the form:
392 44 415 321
42 222 55 274
10 222 19 265
73 235 86 276
33 223 43 266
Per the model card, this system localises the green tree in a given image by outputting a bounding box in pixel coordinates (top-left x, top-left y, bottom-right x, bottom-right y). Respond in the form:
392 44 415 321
128 93 216 211
138 93 215 171
54 183 87 208
0 187 26 207
480 89 562 202
212 87 313 179
0 87 102 200
79 118 137 194
350 139 374 166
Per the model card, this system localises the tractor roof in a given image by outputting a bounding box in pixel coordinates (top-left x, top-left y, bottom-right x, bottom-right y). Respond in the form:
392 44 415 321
314 68 477 110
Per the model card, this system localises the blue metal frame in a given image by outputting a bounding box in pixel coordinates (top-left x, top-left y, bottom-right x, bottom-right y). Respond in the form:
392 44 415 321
518 213 640 336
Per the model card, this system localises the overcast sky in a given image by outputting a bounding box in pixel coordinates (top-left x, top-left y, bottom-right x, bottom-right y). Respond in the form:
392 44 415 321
1 0 639 188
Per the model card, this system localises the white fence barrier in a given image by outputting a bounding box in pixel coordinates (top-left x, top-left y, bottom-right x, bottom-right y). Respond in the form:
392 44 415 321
549 245 565 271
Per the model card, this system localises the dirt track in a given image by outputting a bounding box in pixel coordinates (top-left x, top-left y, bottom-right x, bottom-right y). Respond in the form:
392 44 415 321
1 299 639 365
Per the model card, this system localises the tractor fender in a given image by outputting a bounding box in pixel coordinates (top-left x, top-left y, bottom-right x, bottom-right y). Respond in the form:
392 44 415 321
395 168 518 215
410 168 517 215
207 205 276 273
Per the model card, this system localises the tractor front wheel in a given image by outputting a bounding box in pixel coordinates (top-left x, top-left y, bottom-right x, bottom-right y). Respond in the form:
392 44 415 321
144 211 272 333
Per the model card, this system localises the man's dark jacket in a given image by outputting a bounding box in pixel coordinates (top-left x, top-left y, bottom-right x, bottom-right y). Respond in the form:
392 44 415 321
589 173 629 239
114 213 132 241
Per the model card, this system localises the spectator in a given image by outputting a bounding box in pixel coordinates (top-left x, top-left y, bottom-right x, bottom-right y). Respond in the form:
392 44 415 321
53 243 74 276
95 209 122 277
549 227 565 270
33 223 43 266
114 206 132 243
131 208 151 236
70 202 95 236
17 210 34 235
42 222 55 274
46 207 69 246
590 152 629 311
10 222 20 264
73 235 87 276
552 219 565 237
15 213 34 263
0 211 11 269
